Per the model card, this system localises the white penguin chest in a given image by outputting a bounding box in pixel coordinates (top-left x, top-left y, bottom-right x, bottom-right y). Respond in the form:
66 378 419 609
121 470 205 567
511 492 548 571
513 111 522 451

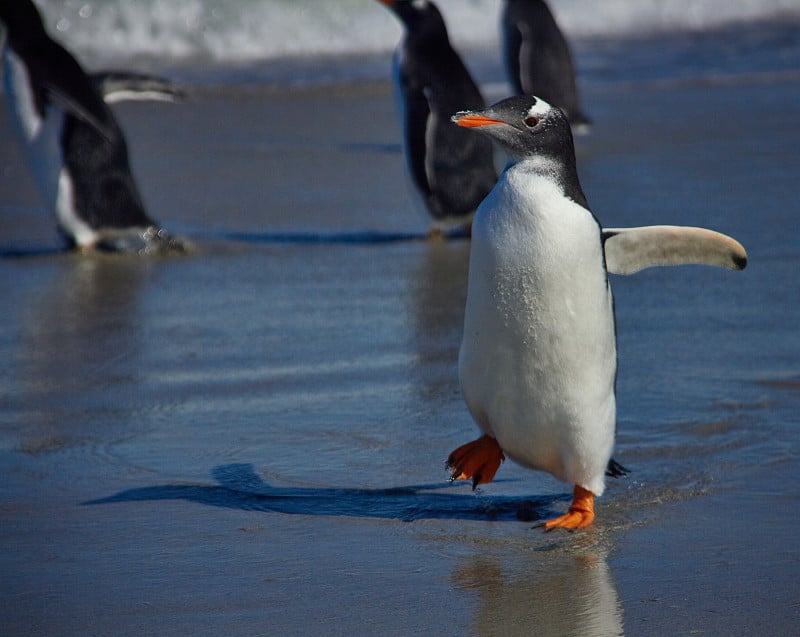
3 48 65 205
458 166 616 489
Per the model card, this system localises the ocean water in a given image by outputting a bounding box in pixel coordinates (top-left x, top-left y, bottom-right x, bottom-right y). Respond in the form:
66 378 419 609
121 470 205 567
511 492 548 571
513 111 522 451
2 2 800 635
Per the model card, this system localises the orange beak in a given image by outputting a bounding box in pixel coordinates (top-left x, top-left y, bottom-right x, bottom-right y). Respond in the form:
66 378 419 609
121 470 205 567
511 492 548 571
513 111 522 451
454 114 504 128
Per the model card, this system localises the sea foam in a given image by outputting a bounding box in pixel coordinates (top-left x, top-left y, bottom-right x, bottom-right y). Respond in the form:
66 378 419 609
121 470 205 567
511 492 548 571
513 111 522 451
32 0 800 66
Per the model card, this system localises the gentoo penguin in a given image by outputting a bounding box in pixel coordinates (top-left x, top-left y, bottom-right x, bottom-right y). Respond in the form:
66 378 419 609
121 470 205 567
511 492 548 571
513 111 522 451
376 0 497 235
448 95 746 530
0 0 186 254
501 0 590 128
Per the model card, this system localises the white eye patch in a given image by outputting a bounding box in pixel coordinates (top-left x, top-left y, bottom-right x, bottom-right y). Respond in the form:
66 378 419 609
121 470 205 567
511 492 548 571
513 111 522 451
527 98 552 118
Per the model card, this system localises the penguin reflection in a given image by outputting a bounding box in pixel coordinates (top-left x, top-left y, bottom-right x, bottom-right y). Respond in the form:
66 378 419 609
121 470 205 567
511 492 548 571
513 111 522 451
13 256 151 452
454 550 624 636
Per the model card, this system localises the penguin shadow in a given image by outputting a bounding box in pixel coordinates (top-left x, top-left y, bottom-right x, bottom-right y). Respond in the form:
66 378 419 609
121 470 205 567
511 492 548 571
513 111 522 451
338 141 403 155
83 463 568 523
0 242 67 258
214 225 470 246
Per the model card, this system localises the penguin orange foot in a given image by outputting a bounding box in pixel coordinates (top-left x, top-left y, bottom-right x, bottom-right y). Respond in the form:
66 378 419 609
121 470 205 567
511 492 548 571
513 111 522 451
447 434 505 489
542 485 595 531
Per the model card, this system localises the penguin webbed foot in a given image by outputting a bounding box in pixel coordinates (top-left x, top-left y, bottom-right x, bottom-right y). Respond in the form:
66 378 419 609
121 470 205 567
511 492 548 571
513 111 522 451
446 434 505 490
537 485 595 531
138 226 190 255
92 226 190 256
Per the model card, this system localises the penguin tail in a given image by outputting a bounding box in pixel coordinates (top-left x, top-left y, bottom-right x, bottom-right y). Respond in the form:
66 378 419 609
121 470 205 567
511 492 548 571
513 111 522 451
605 458 629 478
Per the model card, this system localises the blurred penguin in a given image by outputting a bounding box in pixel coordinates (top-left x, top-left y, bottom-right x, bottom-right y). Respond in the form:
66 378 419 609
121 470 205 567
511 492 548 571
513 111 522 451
377 0 497 237
0 0 187 254
502 0 590 128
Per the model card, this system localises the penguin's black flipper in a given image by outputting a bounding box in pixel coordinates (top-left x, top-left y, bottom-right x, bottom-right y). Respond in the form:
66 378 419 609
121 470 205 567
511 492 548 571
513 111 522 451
0 0 113 140
398 72 434 201
27 40 117 141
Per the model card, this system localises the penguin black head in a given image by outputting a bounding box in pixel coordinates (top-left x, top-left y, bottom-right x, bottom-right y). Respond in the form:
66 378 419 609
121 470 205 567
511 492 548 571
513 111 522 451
376 0 449 44
453 94 587 208
452 95 574 162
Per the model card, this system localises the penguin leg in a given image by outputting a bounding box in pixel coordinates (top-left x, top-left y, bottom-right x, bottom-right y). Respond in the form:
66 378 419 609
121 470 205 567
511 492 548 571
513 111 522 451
447 434 505 489
542 485 595 531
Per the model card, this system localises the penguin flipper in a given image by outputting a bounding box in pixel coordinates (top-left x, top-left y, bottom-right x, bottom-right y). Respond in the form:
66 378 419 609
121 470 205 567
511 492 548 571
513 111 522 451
44 80 115 141
400 78 434 200
602 225 748 275
93 72 185 104
29 41 118 142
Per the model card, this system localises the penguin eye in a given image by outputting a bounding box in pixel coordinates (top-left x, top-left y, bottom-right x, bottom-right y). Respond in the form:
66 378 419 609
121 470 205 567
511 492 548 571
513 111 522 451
524 116 540 128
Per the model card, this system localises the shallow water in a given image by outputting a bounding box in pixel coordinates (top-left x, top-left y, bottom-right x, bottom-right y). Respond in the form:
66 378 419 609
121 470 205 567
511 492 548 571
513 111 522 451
2 21 800 636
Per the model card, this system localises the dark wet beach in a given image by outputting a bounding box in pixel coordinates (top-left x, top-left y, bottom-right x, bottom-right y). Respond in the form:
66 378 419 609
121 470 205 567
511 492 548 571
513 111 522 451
2 24 800 636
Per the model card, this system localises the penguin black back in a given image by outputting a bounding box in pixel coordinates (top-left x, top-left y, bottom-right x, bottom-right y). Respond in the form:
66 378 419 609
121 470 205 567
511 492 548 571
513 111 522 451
378 0 497 229
501 0 589 126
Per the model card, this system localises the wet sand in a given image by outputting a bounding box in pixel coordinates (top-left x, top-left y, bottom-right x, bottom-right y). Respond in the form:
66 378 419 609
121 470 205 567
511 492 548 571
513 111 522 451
2 61 800 635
